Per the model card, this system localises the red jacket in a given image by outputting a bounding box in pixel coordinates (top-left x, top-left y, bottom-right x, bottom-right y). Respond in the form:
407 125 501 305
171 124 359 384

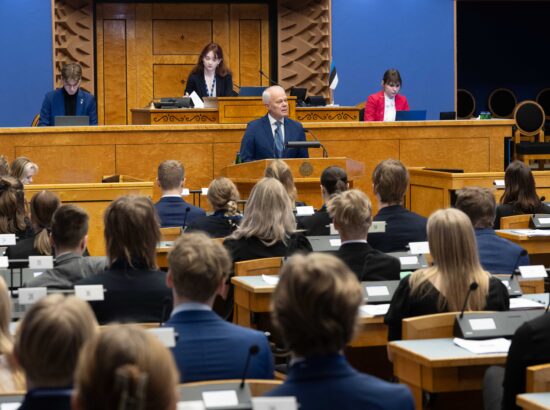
364 91 409 121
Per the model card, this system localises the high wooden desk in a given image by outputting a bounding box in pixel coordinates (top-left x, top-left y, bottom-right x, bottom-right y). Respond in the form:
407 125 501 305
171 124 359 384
518 393 550 410
496 230 550 269
231 275 387 348
389 338 507 410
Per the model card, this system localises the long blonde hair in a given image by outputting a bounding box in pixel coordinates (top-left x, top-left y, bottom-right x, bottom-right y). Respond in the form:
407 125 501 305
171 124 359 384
264 160 297 203
409 208 490 312
229 177 295 246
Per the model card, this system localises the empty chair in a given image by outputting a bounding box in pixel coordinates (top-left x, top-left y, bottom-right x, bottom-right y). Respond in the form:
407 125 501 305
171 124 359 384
457 89 476 119
488 88 517 118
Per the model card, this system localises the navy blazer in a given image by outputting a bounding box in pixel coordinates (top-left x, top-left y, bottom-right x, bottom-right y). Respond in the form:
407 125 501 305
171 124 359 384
265 354 414 410
18 388 72 410
185 72 234 98
38 88 98 126
154 196 206 228
336 242 401 281
164 309 274 382
239 115 308 162
475 228 529 274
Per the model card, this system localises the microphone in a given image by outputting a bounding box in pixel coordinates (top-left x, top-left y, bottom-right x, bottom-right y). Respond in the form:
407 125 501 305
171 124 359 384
459 282 479 319
159 296 173 326
259 70 279 86
182 207 191 230
240 344 260 388
302 128 329 158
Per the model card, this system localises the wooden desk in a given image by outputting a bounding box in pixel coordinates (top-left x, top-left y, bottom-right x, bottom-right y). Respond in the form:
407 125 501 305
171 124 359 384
389 338 507 410
496 230 550 269
518 393 550 410
231 275 387 347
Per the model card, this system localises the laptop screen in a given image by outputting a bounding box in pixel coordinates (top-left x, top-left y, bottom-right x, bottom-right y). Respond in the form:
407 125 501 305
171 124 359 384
395 110 427 121
54 115 90 126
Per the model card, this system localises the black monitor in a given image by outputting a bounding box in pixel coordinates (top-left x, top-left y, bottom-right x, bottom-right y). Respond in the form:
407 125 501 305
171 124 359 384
238 87 266 97
54 115 89 126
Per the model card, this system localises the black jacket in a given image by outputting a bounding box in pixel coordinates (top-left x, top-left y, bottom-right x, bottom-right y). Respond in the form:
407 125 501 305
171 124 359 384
336 242 400 281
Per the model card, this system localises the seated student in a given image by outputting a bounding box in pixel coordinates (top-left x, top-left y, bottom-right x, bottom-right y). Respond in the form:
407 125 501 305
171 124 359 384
494 160 550 229
327 189 400 281
297 166 348 236
14 294 98 410
385 208 509 341
186 177 242 237
265 253 414 409
368 159 427 252
154 160 205 228
0 176 32 240
38 62 98 126
73 326 179 410
224 178 311 262
6 190 60 262
0 277 24 392
455 187 529 274
264 160 305 207
164 232 273 382
77 195 171 324
10 157 39 185
0 155 9 177
25 205 106 288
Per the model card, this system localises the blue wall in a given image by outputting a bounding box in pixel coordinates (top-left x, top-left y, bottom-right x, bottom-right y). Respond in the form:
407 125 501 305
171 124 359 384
0 1 52 127
331 0 455 120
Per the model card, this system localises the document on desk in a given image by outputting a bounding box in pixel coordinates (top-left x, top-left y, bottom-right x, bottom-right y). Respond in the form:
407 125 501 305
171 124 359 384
360 304 390 316
509 297 546 310
453 337 511 354
510 229 550 237
262 274 279 286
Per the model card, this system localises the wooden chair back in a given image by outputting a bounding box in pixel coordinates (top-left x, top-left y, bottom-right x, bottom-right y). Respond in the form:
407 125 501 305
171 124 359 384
402 312 459 340
180 379 282 397
526 363 550 393
234 257 283 277
160 227 181 242
500 214 532 229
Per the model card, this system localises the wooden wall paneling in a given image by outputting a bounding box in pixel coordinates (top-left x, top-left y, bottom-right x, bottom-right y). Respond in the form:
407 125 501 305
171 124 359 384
103 20 128 124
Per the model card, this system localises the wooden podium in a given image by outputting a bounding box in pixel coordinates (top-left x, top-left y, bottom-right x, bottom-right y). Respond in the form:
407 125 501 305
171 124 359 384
221 157 365 209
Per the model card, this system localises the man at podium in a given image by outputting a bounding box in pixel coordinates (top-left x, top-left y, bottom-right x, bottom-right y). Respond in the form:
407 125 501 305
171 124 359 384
239 85 308 162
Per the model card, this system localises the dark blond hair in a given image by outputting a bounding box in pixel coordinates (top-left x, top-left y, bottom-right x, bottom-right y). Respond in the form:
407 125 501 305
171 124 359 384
15 294 97 387
0 176 27 234
327 189 372 237
61 62 82 82
169 232 232 302
51 204 89 248
104 196 160 269
455 187 496 228
29 191 61 255
10 157 38 184
74 326 179 410
264 160 297 203
272 253 362 356
157 160 184 191
372 159 409 204
207 177 240 216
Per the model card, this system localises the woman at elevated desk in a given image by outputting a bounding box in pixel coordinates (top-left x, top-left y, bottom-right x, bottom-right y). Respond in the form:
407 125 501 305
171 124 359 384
364 68 409 122
184 42 233 98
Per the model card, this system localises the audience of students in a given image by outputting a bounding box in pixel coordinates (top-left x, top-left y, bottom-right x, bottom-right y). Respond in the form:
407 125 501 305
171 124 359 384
297 166 348 235
327 189 400 281
266 252 414 409
10 157 38 185
0 176 32 240
73 326 179 410
186 176 242 237
264 159 304 207
154 160 205 228
455 187 529 274
77 195 171 324
385 208 509 341
368 159 427 252
0 277 24 392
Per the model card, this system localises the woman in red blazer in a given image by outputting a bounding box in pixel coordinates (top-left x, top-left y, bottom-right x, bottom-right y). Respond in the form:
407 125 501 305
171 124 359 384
364 69 409 121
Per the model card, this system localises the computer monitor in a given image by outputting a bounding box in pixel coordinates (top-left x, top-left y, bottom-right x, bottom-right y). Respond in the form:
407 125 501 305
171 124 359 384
238 86 266 97
54 116 90 126
440 111 457 120
395 110 427 121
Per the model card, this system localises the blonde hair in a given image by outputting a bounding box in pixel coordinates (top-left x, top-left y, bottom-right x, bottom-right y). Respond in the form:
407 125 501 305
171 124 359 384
409 208 490 311
0 277 24 392
74 326 179 410
264 160 297 203
327 189 372 238
0 176 27 234
207 177 240 217
157 160 184 191
15 294 98 387
168 232 232 302
272 253 362 356
29 191 61 255
372 159 409 205
229 178 295 246
10 157 38 185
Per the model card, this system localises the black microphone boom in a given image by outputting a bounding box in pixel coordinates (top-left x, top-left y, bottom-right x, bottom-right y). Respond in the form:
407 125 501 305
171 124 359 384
182 206 191 230
240 345 260 388
259 70 279 86
302 128 329 158
459 282 479 319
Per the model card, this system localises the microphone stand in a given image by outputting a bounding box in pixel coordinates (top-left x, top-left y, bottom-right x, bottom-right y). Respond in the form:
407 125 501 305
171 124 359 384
303 128 328 158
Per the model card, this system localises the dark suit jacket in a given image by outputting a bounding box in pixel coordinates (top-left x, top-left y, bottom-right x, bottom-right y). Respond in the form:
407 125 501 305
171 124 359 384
164 309 274 382
502 313 550 410
76 260 171 324
265 354 414 410
368 205 427 253
224 234 312 263
296 205 331 236
494 203 550 229
239 115 308 162
18 388 72 410
6 236 41 261
186 211 241 238
185 72 234 98
475 228 529 274
336 242 400 281
38 88 98 126
154 196 206 228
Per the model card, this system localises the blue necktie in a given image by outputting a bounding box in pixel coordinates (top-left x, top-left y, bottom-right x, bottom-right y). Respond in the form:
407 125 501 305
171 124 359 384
274 121 284 158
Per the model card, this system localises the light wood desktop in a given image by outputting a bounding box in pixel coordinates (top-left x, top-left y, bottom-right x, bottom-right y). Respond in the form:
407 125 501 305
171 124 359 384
517 393 550 410
496 229 550 269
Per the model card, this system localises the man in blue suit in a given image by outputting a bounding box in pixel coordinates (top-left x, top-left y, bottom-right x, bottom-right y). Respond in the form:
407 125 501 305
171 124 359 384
154 160 205 228
239 85 308 162
38 62 98 126
164 232 274 382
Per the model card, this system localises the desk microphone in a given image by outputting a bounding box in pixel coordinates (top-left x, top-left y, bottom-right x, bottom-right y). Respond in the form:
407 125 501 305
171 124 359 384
240 344 260 388
302 128 328 158
459 282 479 319
259 70 279 86
159 296 173 326
182 207 191 230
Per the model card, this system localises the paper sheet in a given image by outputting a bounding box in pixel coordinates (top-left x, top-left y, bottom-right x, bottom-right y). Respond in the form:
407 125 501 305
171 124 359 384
453 337 511 354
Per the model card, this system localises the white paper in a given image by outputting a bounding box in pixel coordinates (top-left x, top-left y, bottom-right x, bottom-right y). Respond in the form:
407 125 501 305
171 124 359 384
189 91 204 108
1 403 22 410
252 396 297 410
368 221 386 233
510 229 550 237
295 206 315 216
261 275 279 286
329 223 337 235
0 256 9 268
469 317 496 331
74 285 105 301
149 327 176 348
399 256 418 265
509 297 546 310
177 401 205 410
0 234 16 246
519 265 548 278
493 179 505 188
201 188 208 195
539 217 550 224
202 390 238 408
329 238 341 247
33 271 43 278
453 337 511 354
181 188 190 196
409 241 430 254
18 287 47 305
365 286 389 296
360 304 390 316
28 255 54 269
